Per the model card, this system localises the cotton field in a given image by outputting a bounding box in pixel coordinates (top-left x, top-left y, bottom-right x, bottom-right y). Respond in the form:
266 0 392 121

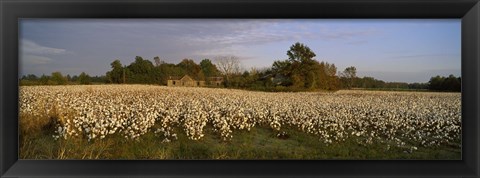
19 85 461 150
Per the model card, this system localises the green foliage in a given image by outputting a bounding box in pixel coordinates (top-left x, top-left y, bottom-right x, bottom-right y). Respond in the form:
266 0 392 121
51 72 68 85
408 83 429 90
39 74 50 85
78 72 91 85
153 56 163 67
103 57 215 85
305 71 317 89
272 60 292 76
106 60 125 84
156 63 185 85
291 73 305 89
19 43 461 92
268 42 340 91
428 74 461 92
341 66 357 89
177 59 204 80
337 74 459 92
21 74 39 81
287 42 316 63
200 59 221 84
126 56 156 84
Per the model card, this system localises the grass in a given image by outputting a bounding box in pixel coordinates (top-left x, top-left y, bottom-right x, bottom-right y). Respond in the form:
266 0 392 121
19 120 461 160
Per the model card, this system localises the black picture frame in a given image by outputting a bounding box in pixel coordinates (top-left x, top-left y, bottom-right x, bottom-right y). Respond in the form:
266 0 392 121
1 0 479 177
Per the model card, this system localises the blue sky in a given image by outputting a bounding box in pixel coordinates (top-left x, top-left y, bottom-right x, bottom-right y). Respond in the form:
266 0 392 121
19 19 460 83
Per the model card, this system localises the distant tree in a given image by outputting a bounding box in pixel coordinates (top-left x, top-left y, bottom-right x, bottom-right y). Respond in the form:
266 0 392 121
22 74 38 81
323 62 339 90
305 70 317 89
428 75 444 91
272 59 292 76
358 76 382 88
269 43 342 91
444 74 461 91
241 68 261 88
71 75 79 82
127 56 155 83
106 59 125 84
384 82 409 89
39 74 50 85
287 42 316 63
156 63 185 85
428 74 461 92
408 82 428 90
341 66 357 89
200 59 220 77
457 77 462 91
177 59 204 80
271 42 317 88
200 59 221 84
215 55 242 82
90 75 108 83
291 73 304 89
78 72 91 85
153 56 163 67
324 62 337 77
51 71 67 85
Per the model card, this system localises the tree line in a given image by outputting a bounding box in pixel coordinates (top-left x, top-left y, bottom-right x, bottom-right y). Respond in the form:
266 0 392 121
344 75 460 92
19 42 461 92
105 56 221 85
20 72 105 85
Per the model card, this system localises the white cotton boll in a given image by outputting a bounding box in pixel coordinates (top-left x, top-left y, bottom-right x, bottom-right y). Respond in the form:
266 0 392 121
20 85 460 149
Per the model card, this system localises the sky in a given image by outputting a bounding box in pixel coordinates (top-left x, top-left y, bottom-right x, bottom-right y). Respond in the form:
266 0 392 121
19 19 461 83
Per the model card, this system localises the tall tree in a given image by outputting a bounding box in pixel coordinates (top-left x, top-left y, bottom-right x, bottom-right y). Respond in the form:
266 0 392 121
342 66 357 89
78 72 91 85
177 59 203 80
271 42 341 90
51 71 67 85
127 56 155 83
286 42 316 63
106 59 125 84
428 74 461 92
153 56 163 67
39 74 50 85
22 74 38 81
323 62 339 90
272 59 292 76
215 55 242 81
200 59 220 77
200 59 220 84
428 75 444 91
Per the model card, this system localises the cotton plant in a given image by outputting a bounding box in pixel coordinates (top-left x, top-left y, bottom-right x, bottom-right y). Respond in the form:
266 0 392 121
19 85 461 150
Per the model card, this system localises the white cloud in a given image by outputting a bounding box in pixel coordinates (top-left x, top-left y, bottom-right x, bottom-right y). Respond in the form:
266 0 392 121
21 39 66 55
20 39 68 66
21 54 53 65
319 28 379 40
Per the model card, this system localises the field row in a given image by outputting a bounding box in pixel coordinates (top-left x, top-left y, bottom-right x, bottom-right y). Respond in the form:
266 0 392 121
19 85 461 151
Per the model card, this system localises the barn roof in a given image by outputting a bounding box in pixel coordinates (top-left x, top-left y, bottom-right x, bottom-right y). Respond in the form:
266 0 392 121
168 75 205 81
180 75 194 82
168 76 181 80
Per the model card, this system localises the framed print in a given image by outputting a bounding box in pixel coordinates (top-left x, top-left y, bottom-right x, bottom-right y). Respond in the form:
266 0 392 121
1 0 479 177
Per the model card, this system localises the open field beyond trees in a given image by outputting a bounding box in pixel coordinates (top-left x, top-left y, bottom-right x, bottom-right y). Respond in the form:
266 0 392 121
19 85 461 159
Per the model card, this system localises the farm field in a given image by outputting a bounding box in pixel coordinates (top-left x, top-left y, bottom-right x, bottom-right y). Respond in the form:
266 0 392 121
19 85 461 159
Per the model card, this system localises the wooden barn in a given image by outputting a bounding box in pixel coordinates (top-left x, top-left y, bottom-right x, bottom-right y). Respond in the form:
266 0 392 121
208 77 224 87
167 75 205 87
